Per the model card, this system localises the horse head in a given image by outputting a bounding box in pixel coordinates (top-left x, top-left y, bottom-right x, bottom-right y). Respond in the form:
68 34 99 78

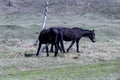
88 30 96 43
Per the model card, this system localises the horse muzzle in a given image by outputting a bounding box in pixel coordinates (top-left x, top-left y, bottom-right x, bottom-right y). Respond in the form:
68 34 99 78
93 39 96 42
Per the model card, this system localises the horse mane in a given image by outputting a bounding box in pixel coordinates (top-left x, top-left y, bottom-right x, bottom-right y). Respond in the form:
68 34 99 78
72 27 91 32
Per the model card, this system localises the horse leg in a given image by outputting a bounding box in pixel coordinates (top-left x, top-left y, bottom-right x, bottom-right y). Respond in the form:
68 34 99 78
51 41 63 53
54 34 59 57
36 43 42 56
46 43 49 57
67 40 75 52
41 44 47 52
58 43 62 52
76 40 80 53
50 44 54 52
60 43 65 53
54 43 59 57
59 32 65 53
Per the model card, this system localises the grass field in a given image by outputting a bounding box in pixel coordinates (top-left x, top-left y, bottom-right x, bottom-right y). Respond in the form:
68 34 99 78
0 13 120 80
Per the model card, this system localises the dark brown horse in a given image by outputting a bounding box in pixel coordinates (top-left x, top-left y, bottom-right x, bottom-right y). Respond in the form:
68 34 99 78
50 27 96 53
36 27 65 57
67 27 96 52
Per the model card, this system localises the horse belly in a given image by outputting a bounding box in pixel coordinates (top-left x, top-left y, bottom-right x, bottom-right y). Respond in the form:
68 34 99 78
63 36 74 41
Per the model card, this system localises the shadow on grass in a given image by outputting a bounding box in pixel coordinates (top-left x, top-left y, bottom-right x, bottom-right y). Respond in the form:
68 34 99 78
24 53 36 57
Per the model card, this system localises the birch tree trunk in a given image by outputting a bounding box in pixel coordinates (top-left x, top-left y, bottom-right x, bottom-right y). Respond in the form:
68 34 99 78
34 0 49 46
40 0 49 31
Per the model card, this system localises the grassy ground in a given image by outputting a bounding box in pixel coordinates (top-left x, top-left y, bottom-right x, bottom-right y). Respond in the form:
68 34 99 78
0 14 120 80
0 58 120 80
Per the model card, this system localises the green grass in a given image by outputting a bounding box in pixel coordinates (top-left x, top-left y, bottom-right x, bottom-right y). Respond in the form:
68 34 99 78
1 14 120 41
0 58 120 80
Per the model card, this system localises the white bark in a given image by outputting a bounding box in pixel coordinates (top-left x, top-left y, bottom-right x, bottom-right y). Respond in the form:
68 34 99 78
41 0 49 31
34 0 49 46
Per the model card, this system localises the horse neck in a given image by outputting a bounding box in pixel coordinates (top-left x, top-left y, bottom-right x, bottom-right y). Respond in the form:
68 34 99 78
80 30 90 38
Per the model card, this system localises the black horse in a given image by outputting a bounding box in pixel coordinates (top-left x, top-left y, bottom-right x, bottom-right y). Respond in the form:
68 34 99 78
50 27 96 53
67 27 96 52
36 27 65 57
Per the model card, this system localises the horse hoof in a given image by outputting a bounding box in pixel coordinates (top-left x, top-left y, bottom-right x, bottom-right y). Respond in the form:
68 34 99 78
63 50 66 53
36 54 38 56
47 55 49 57
54 55 57 57
50 51 54 53
77 51 80 53
67 50 69 52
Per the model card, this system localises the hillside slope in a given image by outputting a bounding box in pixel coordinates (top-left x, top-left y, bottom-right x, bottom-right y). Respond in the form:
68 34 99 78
0 0 120 40
0 0 120 18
